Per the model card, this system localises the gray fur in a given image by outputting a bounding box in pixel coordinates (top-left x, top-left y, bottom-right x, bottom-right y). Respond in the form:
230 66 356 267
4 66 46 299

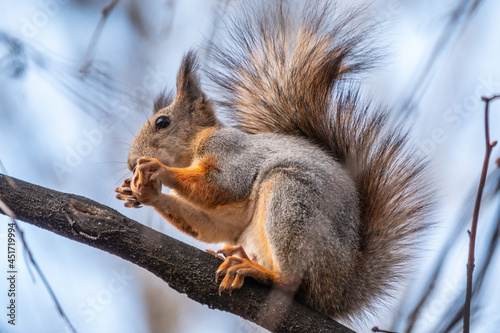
198 127 363 316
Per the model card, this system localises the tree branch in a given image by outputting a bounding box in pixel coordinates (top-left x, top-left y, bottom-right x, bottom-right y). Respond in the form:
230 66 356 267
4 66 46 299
0 174 353 333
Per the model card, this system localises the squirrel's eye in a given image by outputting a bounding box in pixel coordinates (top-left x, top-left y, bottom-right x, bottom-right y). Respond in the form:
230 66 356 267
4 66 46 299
155 116 170 131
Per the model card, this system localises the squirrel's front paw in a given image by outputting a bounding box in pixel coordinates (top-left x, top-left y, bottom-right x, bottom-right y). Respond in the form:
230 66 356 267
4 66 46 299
128 164 162 206
114 156 164 207
136 157 177 188
115 178 142 208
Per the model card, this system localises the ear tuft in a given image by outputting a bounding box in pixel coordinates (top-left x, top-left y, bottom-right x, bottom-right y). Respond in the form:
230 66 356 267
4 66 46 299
176 50 204 104
153 89 174 114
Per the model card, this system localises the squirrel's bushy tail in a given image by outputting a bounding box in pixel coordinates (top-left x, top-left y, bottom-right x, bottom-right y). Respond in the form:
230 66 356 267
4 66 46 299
208 0 432 318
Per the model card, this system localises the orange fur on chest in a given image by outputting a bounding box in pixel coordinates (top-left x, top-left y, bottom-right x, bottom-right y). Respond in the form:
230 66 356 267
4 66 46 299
168 156 237 209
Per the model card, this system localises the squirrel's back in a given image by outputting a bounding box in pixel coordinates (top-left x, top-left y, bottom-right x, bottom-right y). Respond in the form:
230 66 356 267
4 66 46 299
207 0 433 319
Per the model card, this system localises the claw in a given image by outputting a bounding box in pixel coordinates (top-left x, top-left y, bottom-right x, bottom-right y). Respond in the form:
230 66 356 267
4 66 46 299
206 249 225 261
218 283 225 296
115 179 133 196
231 272 245 290
218 276 234 296
215 268 224 282
115 186 132 197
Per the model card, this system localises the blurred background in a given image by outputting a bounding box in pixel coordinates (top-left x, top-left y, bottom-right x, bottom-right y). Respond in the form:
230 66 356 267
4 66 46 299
0 0 499 332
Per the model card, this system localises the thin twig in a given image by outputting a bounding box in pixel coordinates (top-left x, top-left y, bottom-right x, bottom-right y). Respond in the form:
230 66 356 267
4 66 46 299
11 218 77 333
404 174 478 332
440 195 500 332
80 0 120 73
372 326 397 333
464 94 499 332
398 0 486 117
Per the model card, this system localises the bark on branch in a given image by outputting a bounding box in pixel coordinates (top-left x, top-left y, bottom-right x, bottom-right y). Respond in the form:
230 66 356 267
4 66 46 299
0 174 353 333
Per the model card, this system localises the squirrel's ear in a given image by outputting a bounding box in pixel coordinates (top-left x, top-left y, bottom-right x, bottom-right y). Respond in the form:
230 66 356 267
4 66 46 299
175 50 205 105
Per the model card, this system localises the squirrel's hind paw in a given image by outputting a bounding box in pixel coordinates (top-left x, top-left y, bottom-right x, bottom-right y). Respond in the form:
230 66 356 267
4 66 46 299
215 256 280 296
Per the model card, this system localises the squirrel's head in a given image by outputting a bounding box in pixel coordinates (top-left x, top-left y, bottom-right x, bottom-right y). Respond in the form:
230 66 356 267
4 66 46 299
127 51 219 171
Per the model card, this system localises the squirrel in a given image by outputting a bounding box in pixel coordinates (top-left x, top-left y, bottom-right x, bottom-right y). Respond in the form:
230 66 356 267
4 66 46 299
114 1 432 321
